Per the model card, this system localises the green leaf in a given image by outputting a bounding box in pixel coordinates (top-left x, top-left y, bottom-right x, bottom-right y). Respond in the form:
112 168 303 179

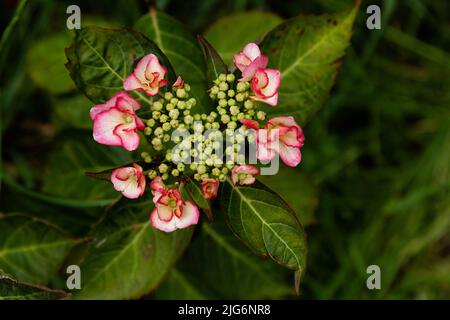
41 132 132 204
204 11 283 64
53 94 93 129
0 272 69 300
0 214 80 285
220 180 307 273
156 218 293 299
134 9 210 112
65 26 175 104
257 166 318 226
259 2 360 125
26 33 75 94
74 197 194 299
180 177 212 222
197 35 228 85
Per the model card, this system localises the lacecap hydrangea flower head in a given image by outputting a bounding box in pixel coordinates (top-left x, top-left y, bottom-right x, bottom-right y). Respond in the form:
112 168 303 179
89 43 304 232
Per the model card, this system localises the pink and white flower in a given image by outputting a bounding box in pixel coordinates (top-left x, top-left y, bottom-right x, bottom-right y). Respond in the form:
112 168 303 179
241 116 305 167
250 68 280 106
90 92 145 151
200 179 219 200
111 163 146 199
123 54 168 96
150 177 199 232
172 76 185 89
231 165 259 186
233 43 268 81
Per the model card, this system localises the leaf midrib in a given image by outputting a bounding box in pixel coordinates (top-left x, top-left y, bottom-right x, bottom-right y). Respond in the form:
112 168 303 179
228 181 301 268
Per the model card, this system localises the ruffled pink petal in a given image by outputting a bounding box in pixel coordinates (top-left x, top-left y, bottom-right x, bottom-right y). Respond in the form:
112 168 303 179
233 53 252 72
175 201 199 229
257 143 276 161
123 73 144 91
147 55 166 80
173 76 184 89
280 128 302 148
240 55 268 81
240 119 260 130
151 176 165 193
135 116 145 131
150 208 177 232
277 144 302 167
134 54 153 82
261 69 280 96
113 124 140 151
156 204 174 222
250 93 278 106
243 43 261 61
92 108 125 146
111 166 145 199
200 179 219 200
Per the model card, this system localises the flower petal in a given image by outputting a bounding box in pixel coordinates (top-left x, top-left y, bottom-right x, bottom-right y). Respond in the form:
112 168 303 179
150 208 177 232
92 108 125 146
113 124 140 151
240 55 268 81
243 43 261 61
250 92 278 106
175 201 199 229
277 144 302 167
123 73 144 91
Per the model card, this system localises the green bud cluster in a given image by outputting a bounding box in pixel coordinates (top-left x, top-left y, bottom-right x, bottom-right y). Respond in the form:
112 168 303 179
141 74 260 182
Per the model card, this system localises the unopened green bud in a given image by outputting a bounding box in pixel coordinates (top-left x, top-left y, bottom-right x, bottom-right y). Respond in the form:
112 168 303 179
257 111 266 120
147 119 156 127
159 163 168 173
165 92 174 100
236 82 247 92
219 82 229 91
171 169 179 177
226 74 235 83
219 99 228 107
152 101 163 111
144 127 152 135
218 74 227 82
148 170 157 179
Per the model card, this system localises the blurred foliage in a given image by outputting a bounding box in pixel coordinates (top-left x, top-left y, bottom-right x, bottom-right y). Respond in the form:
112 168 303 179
1 0 449 299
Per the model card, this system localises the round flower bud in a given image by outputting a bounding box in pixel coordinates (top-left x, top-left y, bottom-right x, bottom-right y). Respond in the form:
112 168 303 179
212 168 221 176
146 119 156 127
152 137 162 146
152 111 161 119
152 101 163 111
228 89 235 97
188 98 196 107
227 121 237 130
244 100 254 109
159 163 168 173
235 93 244 102
165 152 172 161
176 88 186 98
170 98 179 105
162 122 171 131
194 173 201 181
218 74 227 82
185 84 191 92
257 111 266 120
201 173 209 180
184 115 193 125
169 109 180 119
154 127 163 137
212 122 220 129
221 114 230 124
163 134 170 142
162 173 169 180
221 167 228 174
218 174 226 182
236 82 247 92
211 86 219 94
190 163 198 171
217 91 226 100
219 82 229 91
148 170 157 179
144 127 152 135
177 163 185 172
165 92 173 100
197 165 207 174
226 74 235 83
165 103 174 111
230 106 239 115
228 99 236 107
171 169 179 177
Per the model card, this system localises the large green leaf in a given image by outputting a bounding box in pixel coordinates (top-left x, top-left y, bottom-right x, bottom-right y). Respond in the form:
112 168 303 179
197 35 228 85
53 94 93 129
0 272 68 300
0 214 80 285
134 9 210 112
156 218 293 299
27 33 75 95
258 166 318 226
41 132 132 204
74 197 194 299
259 2 360 125
65 26 175 104
220 180 307 273
204 11 283 64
